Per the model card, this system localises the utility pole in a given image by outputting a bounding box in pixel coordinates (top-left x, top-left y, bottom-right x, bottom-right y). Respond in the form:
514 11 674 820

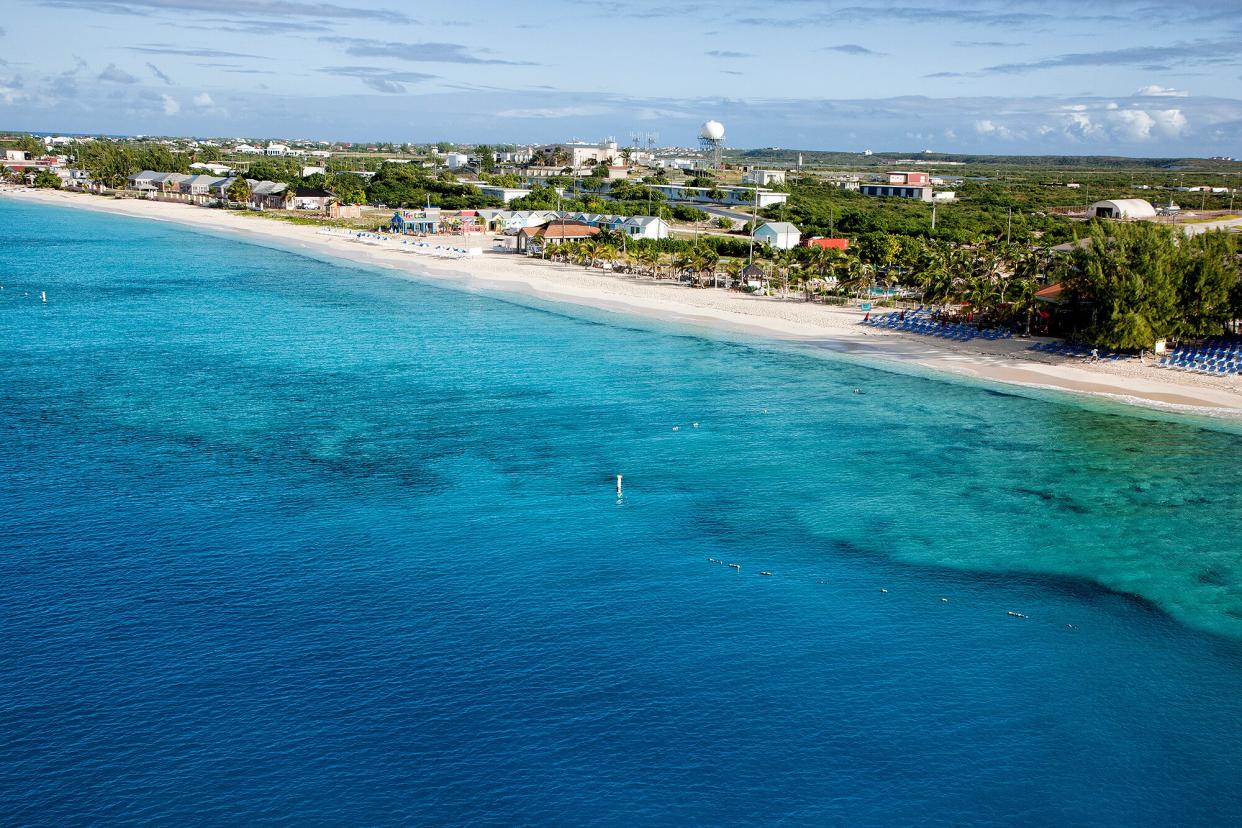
1007 206 1012 245
931 200 937 232
747 185 757 265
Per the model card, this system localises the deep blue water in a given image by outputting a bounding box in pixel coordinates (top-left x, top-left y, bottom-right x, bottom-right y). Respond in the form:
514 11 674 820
2 199 1242 826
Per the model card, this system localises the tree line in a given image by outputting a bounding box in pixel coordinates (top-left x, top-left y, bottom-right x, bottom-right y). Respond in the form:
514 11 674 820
528 223 1242 348
1063 224 1241 348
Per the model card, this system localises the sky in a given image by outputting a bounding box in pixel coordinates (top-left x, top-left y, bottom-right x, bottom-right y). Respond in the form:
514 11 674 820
0 0 1240 156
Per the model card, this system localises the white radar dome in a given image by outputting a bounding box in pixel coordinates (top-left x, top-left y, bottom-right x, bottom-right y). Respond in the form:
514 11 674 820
700 120 726 141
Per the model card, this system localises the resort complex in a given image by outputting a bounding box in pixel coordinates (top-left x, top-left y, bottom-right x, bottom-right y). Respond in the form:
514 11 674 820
5 126 1241 379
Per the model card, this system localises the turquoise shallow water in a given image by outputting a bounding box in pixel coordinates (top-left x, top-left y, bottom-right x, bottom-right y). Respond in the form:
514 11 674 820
2 199 1242 825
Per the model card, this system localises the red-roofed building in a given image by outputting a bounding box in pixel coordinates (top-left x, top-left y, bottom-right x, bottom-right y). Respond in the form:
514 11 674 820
516 220 599 252
1034 283 1064 303
802 237 849 250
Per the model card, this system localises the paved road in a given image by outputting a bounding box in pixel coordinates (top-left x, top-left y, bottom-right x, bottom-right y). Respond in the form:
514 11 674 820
1180 216 1242 235
699 205 755 227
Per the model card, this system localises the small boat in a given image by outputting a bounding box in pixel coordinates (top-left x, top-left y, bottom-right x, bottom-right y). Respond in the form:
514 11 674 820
879 588 888 593
941 598 949 603
707 558 722 564
759 571 773 577
727 563 741 570
1007 611 1028 619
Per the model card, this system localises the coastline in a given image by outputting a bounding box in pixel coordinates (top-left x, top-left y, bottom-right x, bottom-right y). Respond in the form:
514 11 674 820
7 186 1242 418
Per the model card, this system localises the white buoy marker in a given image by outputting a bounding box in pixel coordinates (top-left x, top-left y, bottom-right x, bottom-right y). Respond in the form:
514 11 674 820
616 474 623 496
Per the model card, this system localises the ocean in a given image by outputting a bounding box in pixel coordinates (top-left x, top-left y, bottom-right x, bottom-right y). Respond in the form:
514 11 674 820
2 199 1241 826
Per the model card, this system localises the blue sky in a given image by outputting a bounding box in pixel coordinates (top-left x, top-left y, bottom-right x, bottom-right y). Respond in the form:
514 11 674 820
0 0 1240 155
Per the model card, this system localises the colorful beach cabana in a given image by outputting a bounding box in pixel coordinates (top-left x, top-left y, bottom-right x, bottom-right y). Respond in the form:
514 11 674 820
390 209 442 235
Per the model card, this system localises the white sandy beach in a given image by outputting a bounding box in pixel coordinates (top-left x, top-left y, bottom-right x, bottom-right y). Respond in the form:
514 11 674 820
6 186 1242 417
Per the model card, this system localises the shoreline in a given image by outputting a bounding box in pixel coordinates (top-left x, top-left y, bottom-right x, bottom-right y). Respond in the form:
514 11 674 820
6 186 1242 419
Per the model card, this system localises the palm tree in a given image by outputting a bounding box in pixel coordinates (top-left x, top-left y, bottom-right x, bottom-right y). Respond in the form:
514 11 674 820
770 248 797 297
672 252 695 282
226 176 251 207
570 240 595 268
964 244 1003 321
841 258 876 302
924 245 958 310
635 247 661 279
805 245 838 282
577 239 600 268
696 249 720 287
596 243 619 270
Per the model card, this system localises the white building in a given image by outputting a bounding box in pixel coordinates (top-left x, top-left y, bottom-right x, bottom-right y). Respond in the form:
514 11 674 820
743 169 786 186
647 184 788 208
301 165 327 178
234 143 263 155
476 184 532 204
477 209 561 232
533 141 621 170
932 191 957 201
620 216 670 240
265 143 290 157
190 162 233 175
496 149 533 164
656 157 708 171
753 221 801 250
445 152 470 169
1086 199 1157 220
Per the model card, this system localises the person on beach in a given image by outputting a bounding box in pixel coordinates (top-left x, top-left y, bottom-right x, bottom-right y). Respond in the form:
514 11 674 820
1090 348 1099 363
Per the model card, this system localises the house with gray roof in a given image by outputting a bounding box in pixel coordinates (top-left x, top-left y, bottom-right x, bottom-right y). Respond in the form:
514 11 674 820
248 180 289 209
621 215 670 240
753 221 801 250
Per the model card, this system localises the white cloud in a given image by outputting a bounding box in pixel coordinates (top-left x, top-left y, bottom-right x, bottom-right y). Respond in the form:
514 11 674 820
1136 85 1189 97
0 78 22 104
193 92 214 107
1148 108 1188 135
161 93 179 114
974 119 1021 140
1058 103 1188 142
494 105 607 119
1110 108 1156 140
1061 110 1104 141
